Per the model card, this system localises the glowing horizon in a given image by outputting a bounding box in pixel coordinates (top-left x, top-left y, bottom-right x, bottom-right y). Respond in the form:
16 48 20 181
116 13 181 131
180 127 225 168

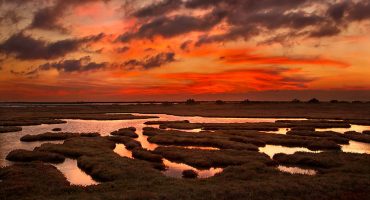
1 0 370 101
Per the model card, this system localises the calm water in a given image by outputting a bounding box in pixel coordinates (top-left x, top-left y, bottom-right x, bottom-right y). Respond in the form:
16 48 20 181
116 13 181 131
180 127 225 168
1 113 369 185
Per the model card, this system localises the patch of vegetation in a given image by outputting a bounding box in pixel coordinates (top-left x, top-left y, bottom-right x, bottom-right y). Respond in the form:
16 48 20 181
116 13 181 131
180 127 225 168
52 128 62 131
343 131 370 143
275 120 351 128
159 122 203 130
107 136 142 150
215 100 225 105
307 140 341 151
6 149 65 163
37 137 116 158
148 132 259 151
0 162 70 199
20 132 80 142
307 98 320 104
0 119 66 126
286 130 349 144
273 151 370 173
202 122 279 131
80 132 100 137
144 120 190 125
182 170 198 178
154 147 273 169
0 126 22 133
185 99 197 105
132 148 163 163
110 127 138 138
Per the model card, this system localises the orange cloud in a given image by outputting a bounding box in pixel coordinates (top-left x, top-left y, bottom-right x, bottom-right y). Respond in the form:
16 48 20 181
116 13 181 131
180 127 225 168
218 49 350 68
117 68 313 96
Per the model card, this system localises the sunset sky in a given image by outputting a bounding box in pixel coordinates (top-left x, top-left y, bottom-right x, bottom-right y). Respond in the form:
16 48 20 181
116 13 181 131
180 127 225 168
0 0 370 101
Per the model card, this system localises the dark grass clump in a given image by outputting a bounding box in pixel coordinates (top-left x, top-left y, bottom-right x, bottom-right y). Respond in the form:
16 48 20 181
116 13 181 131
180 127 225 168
202 122 279 131
307 98 320 104
344 119 370 126
273 151 370 174
110 127 138 138
307 140 341 151
6 149 65 163
290 127 315 131
0 126 22 133
363 130 370 135
108 136 142 150
132 148 163 163
182 170 198 178
52 128 62 131
216 130 346 150
80 132 100 137
286 130 349 144
343 131 370 143
142 127 160 136
215 100 225 105
0 162 70 199
148 135 259 151
159 122 203 130
144 120 190 125
185 99 197 105
154 147 273 169
275 120 351 128
0 119 66 126
37 137 116 158
228 136 266 147
20 132 79 142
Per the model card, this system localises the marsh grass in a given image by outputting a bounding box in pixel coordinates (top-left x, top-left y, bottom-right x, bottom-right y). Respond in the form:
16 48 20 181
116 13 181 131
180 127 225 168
154 147 273 169
343 131 370 143
0 126 22 133
132 148 163 163
110 127 138 138
20 132 80 142
182 170 198 178
107 136 142 149
6 149 65 163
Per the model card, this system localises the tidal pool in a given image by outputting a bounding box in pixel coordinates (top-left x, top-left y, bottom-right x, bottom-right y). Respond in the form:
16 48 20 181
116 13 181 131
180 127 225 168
53 158 99 186
1 113 369 184
259 145 320 158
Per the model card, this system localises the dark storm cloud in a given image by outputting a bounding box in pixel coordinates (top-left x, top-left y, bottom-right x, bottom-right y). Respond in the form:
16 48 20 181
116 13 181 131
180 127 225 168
27 0 111 31
117 9 226 42
0 32 104 60
38 56 108 72
120 0 370 45
133 0 182 18
124 52 176 70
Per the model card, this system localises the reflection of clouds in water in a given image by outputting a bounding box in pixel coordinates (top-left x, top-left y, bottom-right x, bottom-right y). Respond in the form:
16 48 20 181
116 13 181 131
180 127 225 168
53 159 98 186
342 141 370 154
259 145 320 158
163 159 223 178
